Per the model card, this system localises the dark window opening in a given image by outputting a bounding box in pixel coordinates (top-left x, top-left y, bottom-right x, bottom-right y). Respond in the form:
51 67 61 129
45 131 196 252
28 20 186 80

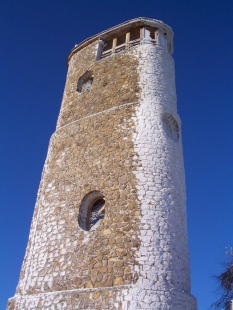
77 71 93 93
78 191 105 231
162 113 179 142
130 28 140 41
149 30 155 40
89 199 105 230
129 28 141 48
116 34 126 47
101 40 113 59
102 40 112 52
115 34 126 53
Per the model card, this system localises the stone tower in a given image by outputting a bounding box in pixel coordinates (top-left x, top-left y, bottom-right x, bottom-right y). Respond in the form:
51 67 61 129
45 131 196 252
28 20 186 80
7 18 197 310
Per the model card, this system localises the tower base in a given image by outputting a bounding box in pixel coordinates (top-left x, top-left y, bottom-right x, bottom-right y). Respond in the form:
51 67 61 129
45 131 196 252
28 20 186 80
7 285 197 310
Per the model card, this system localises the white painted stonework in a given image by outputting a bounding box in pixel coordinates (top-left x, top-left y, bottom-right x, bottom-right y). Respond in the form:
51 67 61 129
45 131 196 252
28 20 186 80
117 42 197 310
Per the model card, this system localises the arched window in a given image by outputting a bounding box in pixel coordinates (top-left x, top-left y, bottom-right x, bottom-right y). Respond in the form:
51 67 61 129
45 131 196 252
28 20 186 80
77 71 93 93
162 113 179 142
78 191 105 231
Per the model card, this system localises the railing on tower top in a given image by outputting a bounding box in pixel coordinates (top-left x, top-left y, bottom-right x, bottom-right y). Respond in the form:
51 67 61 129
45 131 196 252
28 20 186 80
100 27 158 59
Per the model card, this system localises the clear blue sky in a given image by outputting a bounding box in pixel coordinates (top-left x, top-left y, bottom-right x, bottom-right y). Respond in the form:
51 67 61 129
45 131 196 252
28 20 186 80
1 0 232 309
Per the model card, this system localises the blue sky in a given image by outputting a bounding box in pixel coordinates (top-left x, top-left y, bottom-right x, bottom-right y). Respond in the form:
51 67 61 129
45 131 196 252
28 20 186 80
1 0 232 309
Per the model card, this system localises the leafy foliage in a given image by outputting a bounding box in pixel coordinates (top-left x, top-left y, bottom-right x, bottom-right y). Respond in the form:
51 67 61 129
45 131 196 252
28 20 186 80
212 248 233 310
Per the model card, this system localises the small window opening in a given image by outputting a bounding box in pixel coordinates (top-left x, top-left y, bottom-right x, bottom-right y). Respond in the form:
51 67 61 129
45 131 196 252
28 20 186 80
130 28 140 41
101 40 113 59
149 30 155 40
77 71 93 93
167 41 172 53
115 34 126 53
162 113 179 142
144 27 156 42
102 40 112 52
116 34 126 46
129 28 141 47
78 191 105 231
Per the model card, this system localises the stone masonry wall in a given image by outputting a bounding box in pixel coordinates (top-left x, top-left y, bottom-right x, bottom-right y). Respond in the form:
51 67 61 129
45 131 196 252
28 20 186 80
19 105 141 294
123 44 197 309
7 36 197 309
8 40 142 309
56 40 140 129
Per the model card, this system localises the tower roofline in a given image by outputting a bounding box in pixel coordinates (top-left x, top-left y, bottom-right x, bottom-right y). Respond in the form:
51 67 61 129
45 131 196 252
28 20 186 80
67 17 174 65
